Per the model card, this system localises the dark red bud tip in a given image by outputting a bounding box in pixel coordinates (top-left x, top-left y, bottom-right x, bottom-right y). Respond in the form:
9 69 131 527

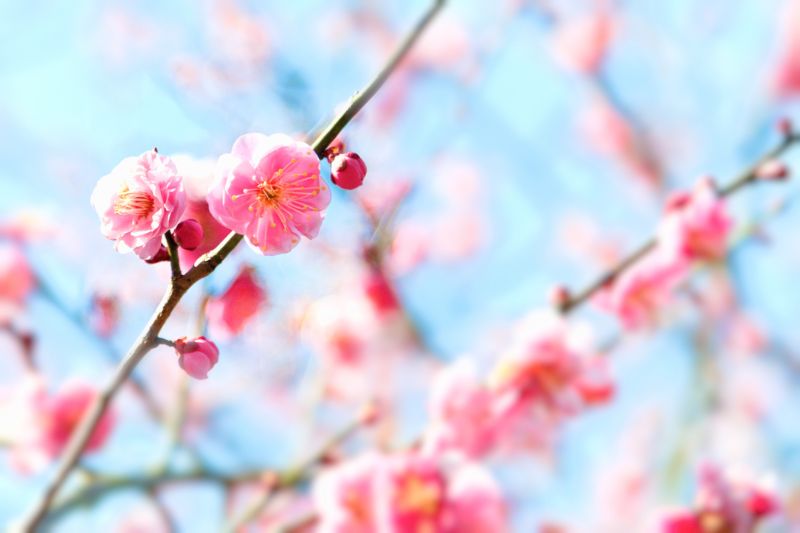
324 138 346 163
756 159 790 181
174 219 204 251
331 152 368 190
778 117 793 138
548 285 571 309
145 245 170 264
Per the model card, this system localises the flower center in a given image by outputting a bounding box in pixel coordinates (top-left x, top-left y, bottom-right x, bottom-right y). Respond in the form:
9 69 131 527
114 188 155 218
396 474 443 517
256 181 282 206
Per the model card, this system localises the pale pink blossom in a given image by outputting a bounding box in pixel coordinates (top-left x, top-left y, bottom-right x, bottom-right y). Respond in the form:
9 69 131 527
206 265 267 340
423 360 500 458
91 149 187 260
594 252 688 330
771 1 800 99
551 10 614 74
580 98 661 187
314 452 507 533
489 311 608 417
658 178 733 262
0 243 35 322
175 336 220 379
314 452 383 533
207 133 330 255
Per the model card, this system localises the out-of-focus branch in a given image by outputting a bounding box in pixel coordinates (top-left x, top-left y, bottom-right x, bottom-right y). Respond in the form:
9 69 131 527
35 274 164 421
16 1 446 530
225 414 368 532
556 132 799 315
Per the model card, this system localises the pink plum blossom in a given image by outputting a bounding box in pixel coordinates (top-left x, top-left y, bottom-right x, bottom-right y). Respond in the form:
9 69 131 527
657 178 733 262
313 452 507 533
90 149 187 260
1 379 115 471
206 265 267 340
423 360 501 459
207 133 330 255
594 251 689 330
175 336 220 379
661 465 779 533
551 10 614 74
489 311 609 418
313 452 383 533
0 243 35 322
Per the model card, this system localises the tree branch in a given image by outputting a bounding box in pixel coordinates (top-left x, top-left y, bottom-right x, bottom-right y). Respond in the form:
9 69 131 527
556 133 800 315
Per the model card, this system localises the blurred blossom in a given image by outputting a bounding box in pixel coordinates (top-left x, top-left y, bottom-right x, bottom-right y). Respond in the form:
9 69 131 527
595 251 688 330
658 178 733 263
0 378 114 472
551 9 614 74
88 293 120 338
661 464 779 533
0 243 35 323
313 451 507 532
206 265 267 340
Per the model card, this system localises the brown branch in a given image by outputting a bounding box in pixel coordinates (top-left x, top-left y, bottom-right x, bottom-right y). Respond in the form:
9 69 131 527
556 132 800 315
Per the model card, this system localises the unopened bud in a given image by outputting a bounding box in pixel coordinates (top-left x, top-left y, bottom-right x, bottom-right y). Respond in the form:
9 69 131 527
173 219 204 251
145 245 170 264
331 152 368 190
756 159 789 181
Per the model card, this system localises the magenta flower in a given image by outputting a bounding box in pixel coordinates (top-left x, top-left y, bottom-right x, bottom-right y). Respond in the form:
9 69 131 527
658 178 733 262
206 265 267 340
313 452 383 533
90 149 187 260
207 133 330 255
174 336 220 379
331 152 368 190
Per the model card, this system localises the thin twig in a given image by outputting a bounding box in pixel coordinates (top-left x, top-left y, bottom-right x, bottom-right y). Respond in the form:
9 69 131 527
164 231 182 280
224 416 366 532
556 132 800 315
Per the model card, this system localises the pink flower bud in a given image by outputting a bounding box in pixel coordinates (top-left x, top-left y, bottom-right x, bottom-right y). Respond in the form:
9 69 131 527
778 117 793 137
173 219 204 251
548 285 571 309
144 245 170 264
331 152 367 190
323 138 346 163
89 294 119 338
174 336 219 379
756 159 790 181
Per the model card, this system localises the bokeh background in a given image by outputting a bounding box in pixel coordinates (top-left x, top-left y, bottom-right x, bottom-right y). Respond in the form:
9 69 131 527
2 0 800 531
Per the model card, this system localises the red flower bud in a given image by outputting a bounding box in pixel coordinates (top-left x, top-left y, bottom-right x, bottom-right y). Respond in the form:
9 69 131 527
777 117 793 138
331 152 367 190
756 159 790 181
173 219 204 251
